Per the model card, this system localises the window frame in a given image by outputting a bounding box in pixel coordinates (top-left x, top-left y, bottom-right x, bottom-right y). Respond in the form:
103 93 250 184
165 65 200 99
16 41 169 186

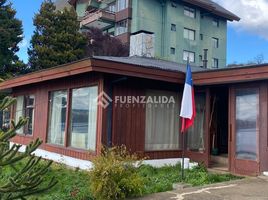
116 0 128 12
212 58 219 68
183 50 195 63
184 28 195 41
14 94 36 136
184 6 196 18
170 47 176 55
46 84 99 152
171 24 177 32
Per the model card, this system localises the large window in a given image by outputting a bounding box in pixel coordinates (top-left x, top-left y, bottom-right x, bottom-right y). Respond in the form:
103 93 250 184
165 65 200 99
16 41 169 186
145 90 180 151
184 28 195 41
116 0 128 11
47 91 67 145
235 88 259 161
183 50 195 63
115 20 128 36
47 86 98 151
184 6 195 18
15 95 35 135
187 92 206 152
69 87 98 150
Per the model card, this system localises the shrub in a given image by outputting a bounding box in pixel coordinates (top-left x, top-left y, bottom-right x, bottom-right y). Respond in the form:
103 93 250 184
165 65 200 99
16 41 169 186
89 146 145 200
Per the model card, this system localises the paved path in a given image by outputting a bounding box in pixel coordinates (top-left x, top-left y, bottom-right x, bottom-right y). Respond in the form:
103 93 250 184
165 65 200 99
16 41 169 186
136 176 268 200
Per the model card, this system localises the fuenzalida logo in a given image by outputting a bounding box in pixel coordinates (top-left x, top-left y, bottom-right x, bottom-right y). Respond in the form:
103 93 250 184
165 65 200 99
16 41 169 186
115 96 176 104
96 92 177 109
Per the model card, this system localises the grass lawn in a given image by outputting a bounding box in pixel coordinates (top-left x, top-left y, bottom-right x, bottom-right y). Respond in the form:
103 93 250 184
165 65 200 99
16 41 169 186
1 160 241 199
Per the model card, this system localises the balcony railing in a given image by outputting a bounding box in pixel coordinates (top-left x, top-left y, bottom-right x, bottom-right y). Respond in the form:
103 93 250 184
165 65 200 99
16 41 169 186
80 9 115 29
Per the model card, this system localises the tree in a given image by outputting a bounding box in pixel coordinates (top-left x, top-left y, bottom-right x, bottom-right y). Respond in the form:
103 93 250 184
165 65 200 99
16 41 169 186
0 96 57 199
84 27 129 57
28 0 87 70
254 54 264 64
0 0 26 78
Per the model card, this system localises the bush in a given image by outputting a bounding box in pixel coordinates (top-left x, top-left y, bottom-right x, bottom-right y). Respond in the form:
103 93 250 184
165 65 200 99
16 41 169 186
89 146 145 200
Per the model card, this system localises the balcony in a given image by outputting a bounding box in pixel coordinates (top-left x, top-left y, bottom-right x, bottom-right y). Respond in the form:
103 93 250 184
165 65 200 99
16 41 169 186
80 9 115 30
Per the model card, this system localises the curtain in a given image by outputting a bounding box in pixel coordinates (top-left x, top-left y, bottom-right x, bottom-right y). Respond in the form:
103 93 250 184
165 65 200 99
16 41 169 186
15 96 24 134
87 86 98 151
187 92 206 152
48 91 67 145
145 90 180 151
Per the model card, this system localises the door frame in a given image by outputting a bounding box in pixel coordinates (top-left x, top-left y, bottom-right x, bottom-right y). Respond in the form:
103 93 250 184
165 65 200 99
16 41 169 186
229 83 261 175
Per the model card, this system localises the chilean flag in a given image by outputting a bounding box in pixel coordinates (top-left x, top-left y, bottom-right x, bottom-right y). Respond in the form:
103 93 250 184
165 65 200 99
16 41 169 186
180 64 196 133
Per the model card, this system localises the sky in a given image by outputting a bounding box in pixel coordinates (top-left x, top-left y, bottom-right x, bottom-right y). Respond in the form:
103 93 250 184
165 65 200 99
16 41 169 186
10 0 268 64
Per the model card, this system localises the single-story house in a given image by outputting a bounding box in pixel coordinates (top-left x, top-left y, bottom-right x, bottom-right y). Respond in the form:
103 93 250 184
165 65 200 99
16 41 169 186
0 56 268 176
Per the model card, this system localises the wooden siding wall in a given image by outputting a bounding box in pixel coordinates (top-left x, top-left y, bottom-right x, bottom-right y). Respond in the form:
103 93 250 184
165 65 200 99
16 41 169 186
12 73 104 161
110 78 210 162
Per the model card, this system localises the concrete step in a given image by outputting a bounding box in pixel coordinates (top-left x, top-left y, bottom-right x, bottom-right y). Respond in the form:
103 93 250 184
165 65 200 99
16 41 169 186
211 155 228 166
208 166 229 174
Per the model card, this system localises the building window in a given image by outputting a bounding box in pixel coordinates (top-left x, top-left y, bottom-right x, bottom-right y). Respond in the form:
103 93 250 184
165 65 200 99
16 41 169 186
115 20 128 36
212 58 219 68
15 95 35 135
187 92 205 152
2 107 10 130
69 87 98 150
212 18 219 27
47 86 98 151
116 0 128 12
107 2 116 13
183 50 195 63
47 91 67 146
184 28 195 40
145 90 180 151
212 37 219 48
184 6 195 18
171 24 176 31
170 47 176 55
200 34 203 40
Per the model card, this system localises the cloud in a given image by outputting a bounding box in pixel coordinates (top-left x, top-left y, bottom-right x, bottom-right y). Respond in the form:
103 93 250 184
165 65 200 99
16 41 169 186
18 38 28 49
215 0 268 40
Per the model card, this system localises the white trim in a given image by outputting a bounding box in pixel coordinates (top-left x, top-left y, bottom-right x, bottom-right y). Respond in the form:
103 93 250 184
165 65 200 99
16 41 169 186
10 142 93 170
10 142 198 170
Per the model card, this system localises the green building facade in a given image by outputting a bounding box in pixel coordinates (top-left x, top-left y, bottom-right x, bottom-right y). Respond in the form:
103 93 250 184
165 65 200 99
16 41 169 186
70 0 239 68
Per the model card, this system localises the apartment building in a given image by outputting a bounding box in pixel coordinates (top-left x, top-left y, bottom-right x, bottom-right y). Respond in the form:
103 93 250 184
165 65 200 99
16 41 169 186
68 0 239 68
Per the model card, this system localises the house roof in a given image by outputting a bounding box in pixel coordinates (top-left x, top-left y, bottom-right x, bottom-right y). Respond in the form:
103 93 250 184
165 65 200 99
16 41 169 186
0 56 268 91
183 0 240 21
68 0 240 21
92 56 205 73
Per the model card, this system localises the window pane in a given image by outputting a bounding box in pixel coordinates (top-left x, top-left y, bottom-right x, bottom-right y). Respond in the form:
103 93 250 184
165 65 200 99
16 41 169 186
236 88 259 161
70 86 98 150
15 96 24 134
47 91 67 145
183 29 188 39
24 95 35 135
145 90 180 151
187 93 206 152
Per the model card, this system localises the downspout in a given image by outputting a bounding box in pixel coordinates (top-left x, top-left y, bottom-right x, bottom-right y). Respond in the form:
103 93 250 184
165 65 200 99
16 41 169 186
107 77 128 147
160 0 166 57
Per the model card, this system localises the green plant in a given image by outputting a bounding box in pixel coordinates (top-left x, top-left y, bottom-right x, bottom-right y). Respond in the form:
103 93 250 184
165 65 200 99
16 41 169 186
89 146 145 200
0 96 57 199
